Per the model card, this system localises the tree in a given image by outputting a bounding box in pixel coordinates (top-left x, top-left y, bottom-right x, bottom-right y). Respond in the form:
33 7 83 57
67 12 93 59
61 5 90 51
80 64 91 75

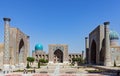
77 57 84 64
45 59 48 63
27 57 35 65
39 58 46 64
26 62 30 68
26 57 35 68
38 61 40 68
31 57 35 64
72 58 77 65
72 57 84 66
38 58 48 68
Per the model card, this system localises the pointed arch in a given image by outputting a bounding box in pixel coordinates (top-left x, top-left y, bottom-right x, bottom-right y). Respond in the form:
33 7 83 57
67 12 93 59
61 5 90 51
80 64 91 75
18 38 25 63
54 49 63 63
90 40 97 64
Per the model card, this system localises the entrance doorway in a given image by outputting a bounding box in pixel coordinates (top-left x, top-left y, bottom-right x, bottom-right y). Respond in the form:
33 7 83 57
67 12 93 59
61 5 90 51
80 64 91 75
54 49 63 63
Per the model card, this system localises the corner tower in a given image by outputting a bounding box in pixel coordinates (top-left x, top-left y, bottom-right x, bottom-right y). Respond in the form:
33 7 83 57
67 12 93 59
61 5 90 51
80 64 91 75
3 18 11 72
104 22 112 66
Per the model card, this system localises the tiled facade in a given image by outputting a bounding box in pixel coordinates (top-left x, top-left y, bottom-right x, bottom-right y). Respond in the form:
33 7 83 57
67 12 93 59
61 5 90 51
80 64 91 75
86 22 120 66
32 44 82 63
0 18 29 69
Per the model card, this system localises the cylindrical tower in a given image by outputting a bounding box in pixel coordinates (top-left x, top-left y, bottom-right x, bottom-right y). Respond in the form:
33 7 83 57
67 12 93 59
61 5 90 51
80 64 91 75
3 18 11 72
85 37 89 64
82 50 84 59
104 22 112 66
27 36 30 57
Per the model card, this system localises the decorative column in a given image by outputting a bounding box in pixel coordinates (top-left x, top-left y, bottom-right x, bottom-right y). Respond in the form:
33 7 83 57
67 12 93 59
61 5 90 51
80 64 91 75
104 22 112 66
85 37 89 64
3 18 11 72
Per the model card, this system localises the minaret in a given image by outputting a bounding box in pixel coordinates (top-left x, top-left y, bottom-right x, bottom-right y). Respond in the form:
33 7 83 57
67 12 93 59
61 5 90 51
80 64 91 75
85 37 89 64
3 18 11 72
27 36 30 57
82 50 84 59
104 22 112 66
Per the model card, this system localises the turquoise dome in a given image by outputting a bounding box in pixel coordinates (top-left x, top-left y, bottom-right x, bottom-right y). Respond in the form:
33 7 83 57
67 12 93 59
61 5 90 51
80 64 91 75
35 44 43 51
109 31 119 40
32 50 35 52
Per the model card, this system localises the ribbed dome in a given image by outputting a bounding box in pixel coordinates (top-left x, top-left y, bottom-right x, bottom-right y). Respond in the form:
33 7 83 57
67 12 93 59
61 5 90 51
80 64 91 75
35 44 43 51
109 30 119 40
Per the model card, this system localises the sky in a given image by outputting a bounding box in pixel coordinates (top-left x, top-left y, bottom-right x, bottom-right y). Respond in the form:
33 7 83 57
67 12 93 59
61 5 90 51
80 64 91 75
0 0 120 56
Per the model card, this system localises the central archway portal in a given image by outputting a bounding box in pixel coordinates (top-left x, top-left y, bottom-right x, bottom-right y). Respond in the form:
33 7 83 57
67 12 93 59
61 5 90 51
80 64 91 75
91 40 96 64
18 39 25 64
54 49 63 63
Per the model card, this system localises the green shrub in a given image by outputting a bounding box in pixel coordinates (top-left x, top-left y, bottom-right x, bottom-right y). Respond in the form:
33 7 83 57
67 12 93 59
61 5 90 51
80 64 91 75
13 70 23 72
87 70 103 73
45 60 48 63
13 69 34 72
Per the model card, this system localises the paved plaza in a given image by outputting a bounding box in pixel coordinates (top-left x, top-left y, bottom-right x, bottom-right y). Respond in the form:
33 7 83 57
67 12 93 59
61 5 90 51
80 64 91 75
0 63 117 76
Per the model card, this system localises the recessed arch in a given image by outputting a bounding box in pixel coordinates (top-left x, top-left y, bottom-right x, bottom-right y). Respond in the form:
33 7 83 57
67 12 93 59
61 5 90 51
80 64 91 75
18 39 25 63
19 39 24 53
54 49 63 63
90 40 97 64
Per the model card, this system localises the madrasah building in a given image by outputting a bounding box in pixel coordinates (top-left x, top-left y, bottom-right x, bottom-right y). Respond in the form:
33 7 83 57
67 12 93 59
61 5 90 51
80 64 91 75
0 18 29 70
32 44 83 64
85 22 120 66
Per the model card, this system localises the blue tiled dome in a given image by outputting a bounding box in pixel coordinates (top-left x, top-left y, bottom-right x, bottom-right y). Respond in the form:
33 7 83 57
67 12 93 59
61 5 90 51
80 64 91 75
32 50 35 52
35 44 43 51
109 30 119 40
